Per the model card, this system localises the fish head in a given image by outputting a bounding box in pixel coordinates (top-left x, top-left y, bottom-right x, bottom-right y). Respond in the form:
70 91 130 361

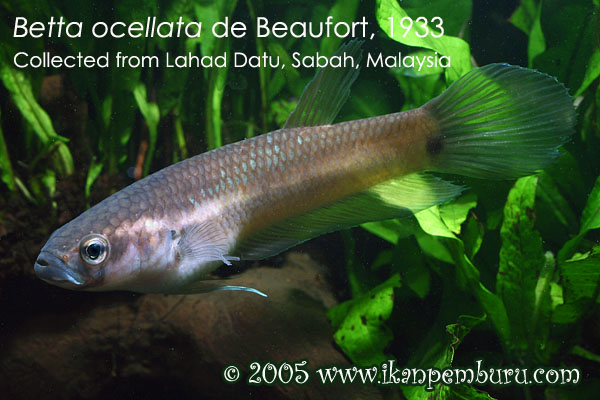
34 212 113 290
33 192 166 292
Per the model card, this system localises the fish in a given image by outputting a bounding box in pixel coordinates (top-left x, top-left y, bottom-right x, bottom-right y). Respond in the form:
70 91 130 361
34 42 575 296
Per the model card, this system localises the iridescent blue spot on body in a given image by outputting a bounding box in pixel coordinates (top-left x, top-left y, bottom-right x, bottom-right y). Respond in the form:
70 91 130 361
242 162 248 172
250 159 257 169
266 148 272 156
297 136 303 145
274 145 280 154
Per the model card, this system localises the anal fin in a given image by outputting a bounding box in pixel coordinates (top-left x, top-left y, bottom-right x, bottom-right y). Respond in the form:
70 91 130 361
236 173 463 260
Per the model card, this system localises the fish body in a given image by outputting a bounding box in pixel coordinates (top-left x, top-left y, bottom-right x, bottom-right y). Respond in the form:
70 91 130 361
34 43 575 294
36 107 433 292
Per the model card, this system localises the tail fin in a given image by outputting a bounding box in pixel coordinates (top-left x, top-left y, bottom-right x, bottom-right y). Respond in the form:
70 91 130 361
425 63 575 179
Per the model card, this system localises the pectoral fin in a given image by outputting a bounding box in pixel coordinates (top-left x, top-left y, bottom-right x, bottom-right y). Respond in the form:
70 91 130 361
176 222 239 267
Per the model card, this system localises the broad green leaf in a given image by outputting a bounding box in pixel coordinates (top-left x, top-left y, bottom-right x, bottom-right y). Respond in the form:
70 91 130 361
399 0 472 37
328 274 401 366
414 206 510 345
560 247 600 302
580 175 600 232
362 218 417 244
559 175 600 261
415 230 454 264
416 206 456 239
390 50 446 110
386 239 430 299
575 49 600 97
555 247 600 323
439 193 477 235
133 83 160 177
0 63 73 176
376 0 472 82
402 314 486 399
497 175 546 357
536 169 579 245
534 0 598 92
510 0 538 34
527 2 546 68
319 0 360 57
463 215 483 259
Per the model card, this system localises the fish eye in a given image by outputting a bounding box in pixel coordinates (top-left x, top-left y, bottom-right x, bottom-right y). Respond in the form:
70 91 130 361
79 234 109 265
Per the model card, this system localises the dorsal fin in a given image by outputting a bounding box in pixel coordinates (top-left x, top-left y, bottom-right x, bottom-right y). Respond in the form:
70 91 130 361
235 173 463 260
284 40 363 128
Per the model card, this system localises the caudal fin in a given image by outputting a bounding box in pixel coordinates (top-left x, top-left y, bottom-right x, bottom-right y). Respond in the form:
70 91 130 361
425 63 575 179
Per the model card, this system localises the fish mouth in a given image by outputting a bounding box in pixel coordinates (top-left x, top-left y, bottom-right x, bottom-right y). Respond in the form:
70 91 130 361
34 251 85 288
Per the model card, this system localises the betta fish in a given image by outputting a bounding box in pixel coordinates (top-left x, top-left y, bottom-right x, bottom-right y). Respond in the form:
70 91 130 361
34 42 575 296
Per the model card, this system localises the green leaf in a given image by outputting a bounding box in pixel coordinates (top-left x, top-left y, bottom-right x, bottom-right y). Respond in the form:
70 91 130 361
560 247 600 302
0 106 16 191
376 0 472 82
328 274 401 365
416 206 457 239
414 207 511 346
510 0 538 34
361 218 417 244
319 0 360 57
559 175 600 261
463 215 483 259
0 62 74 176
447 385 498 400
580 175 600 233
439 193 477 235
133 83 160 176
527 2 546 68
534 0 598 93
390 50 446 109
536 168 579 245
402 314 486 399
398 0 472 37
575 48 600 97
85 157 104 199
497 175 546 357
